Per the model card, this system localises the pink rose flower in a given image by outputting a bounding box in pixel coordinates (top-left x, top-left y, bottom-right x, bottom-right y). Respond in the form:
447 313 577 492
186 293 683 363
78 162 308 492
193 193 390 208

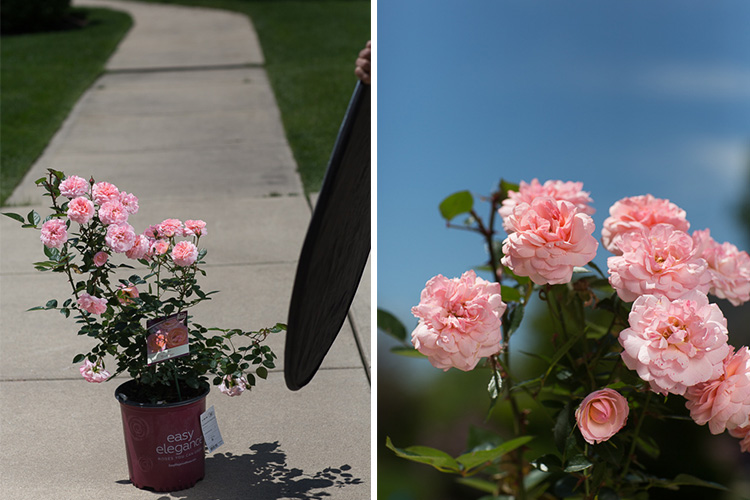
601 194 690 254
98 200 129 226
685 346 750 435
144 224 159 239
59 175 90 198
575 388 629 445
728 425 750 454
158 219 183 238
66 197 95 225
119 192 139 214
499 178 595 232
500 197 599 285
184 219 207 237
151 239 170 256
218 376 248 397
93 251 109 267
619 291 731 396
77 292 107 315
692 229 750 306
105 223 136 253
411 270 506 372
165 321 189 348
118 285 139 305
79 359 110 383
40 219 68 249
607 224 710 302
172 241 199 267
91 181 120 205
125 235 151 261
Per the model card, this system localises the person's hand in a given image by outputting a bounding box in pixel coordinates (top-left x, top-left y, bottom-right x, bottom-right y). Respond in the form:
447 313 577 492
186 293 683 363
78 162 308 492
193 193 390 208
354 40 371 85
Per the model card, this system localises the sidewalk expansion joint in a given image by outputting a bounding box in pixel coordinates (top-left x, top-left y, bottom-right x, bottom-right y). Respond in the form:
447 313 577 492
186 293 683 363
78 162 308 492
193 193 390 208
105 62 263 75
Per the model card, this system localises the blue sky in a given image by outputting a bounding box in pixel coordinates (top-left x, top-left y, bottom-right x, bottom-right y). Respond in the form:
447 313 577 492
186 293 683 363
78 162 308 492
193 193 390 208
377 0 750 342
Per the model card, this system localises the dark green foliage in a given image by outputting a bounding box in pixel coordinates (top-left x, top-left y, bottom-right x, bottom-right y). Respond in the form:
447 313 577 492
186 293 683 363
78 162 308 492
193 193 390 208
1 0 72 34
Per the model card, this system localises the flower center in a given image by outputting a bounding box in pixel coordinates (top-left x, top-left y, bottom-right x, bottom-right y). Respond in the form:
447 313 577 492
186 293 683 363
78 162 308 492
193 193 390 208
589 401 611 423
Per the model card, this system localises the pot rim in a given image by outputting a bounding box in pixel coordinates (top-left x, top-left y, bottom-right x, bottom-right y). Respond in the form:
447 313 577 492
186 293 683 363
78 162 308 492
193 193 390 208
115 379 209 408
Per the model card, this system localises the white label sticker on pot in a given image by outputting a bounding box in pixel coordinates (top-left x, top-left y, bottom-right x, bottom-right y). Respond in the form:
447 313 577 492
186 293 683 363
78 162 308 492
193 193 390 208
200 406 224 453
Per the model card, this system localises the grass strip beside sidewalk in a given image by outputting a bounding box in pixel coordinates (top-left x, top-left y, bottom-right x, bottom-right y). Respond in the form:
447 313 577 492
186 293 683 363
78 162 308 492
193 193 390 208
1 8 133 206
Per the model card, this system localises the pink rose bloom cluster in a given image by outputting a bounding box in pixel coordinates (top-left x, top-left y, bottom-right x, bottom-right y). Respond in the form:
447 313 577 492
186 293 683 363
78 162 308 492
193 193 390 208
411 270 506 372
501 197 598 285
685 347 750 435
619 292 731 396
59 175 90 198
172 241 199 267
607 224 710 302
219 376 248 397
604 194 749 307
67 197 95 225
729 425 750 453
605 194 750 452
77 292 108 315
499 179 595 231
575 388 629 444
52 175 207 268
693 229 750 306
40 219 68 249
601 194 689 255
79 359 110 383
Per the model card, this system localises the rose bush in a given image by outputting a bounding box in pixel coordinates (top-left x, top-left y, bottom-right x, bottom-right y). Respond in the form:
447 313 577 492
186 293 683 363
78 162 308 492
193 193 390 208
4 169 284 403
382 178 750 499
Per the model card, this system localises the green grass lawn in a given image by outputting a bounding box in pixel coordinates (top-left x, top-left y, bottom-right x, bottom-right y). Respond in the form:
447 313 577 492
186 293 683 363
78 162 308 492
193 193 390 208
1 1 369 204
0 8 133 206
133 0 370 193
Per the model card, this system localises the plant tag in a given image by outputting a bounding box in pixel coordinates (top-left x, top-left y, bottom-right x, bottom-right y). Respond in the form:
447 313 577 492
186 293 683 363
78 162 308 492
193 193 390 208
200 405 224 453
146 311 190 365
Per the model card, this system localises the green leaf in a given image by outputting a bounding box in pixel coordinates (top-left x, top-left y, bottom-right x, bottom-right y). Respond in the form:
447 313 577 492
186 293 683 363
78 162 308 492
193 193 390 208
390 346 425 358
72 354 85 364
506 303 525 337
456 436 534 472
500 285 521 303
45 299 58 309
486 369 502 416
530 454 561 473
439 190 474 220
2 212 25 223
256 366 268 379
377 308 407 341
665 474 729 491
385 437 461 473
499 179 520 196
455 477 497 494
27 210 41 227
635 435 660 459
563 454 592 472
553 404 573 454
466 425 503 451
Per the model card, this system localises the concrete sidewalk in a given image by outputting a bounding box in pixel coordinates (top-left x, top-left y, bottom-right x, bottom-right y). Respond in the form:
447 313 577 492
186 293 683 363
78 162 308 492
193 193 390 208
0 1 370 498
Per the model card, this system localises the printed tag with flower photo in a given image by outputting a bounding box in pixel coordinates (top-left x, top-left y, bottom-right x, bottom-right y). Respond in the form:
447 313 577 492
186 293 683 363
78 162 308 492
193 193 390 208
146 312 190 365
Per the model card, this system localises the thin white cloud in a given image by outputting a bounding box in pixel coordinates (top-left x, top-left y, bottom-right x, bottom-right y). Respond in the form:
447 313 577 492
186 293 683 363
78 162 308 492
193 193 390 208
688 137 749 183
634 64 750 101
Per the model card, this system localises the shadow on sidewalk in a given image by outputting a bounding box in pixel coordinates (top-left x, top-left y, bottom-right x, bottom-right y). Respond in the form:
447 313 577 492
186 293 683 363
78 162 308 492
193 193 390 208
136 441 363 499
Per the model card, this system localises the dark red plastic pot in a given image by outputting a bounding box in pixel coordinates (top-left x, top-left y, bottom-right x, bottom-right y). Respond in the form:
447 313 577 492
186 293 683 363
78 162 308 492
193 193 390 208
115 380 209 492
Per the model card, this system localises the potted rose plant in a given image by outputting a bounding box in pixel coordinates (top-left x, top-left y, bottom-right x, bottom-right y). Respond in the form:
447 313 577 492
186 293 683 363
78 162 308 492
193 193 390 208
381 179 750 499
4 169 284 492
